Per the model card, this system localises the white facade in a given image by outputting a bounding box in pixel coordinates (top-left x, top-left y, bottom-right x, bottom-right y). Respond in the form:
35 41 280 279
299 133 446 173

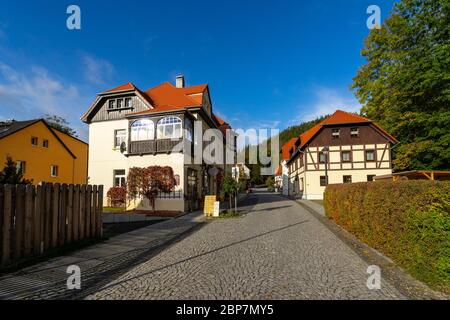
83 78 236 213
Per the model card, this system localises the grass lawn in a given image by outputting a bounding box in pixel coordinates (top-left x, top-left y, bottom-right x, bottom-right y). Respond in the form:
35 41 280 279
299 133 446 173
207 210 246 220
103 206 126 213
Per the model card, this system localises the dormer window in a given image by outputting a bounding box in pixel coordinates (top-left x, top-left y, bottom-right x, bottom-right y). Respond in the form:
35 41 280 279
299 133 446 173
109 100 116 109
351 127 359 138
332 129 340 139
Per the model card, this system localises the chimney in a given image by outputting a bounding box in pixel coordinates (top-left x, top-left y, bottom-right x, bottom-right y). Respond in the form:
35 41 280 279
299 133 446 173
176 75 185 88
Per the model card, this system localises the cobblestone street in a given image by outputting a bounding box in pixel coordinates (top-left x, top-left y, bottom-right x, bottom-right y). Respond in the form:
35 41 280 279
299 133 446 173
86 192 405 300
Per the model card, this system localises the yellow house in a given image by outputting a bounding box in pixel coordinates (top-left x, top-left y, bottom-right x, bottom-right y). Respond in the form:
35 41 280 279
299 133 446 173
0 119 88 184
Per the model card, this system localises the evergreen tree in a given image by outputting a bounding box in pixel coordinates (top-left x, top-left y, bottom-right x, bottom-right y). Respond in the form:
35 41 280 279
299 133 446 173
0 157 32 184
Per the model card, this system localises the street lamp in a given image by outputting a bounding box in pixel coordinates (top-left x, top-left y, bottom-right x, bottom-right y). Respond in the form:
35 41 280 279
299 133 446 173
322 146 329 185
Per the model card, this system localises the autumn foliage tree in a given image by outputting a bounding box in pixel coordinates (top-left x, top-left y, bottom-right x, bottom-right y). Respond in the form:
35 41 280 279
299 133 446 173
126 166 176 212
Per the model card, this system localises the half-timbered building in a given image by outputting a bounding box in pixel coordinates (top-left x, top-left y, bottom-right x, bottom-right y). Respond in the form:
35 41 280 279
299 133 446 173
286 110 398 199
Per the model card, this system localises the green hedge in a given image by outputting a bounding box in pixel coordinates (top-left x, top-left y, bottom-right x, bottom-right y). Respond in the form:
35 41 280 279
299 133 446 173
324 180 450 293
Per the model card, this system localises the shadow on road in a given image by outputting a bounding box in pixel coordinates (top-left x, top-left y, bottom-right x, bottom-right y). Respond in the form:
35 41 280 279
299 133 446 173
88 219 310 297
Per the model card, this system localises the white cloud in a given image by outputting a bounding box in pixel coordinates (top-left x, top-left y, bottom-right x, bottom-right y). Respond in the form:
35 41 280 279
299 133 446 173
295 87 361 123
0 62 89 140
81 53 115 85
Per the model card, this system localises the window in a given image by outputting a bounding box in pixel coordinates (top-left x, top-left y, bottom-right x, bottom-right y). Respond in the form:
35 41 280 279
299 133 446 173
332 129 340 138
109 100 116 109
319 152 327 163
16 160 26 174
51 165 58 177
320 176 327 187
174 174 180 186
341 151 351 162
114 170 126 187
343 175 352 183
117 99 124 109
185 118 193 141
367 175 376 182
43 139 49 148
131 119 154 141
125 98 132 108
351 127 359 138
114 129 127 148
31 136 38 146
157 116 182 139
299 178 304 191
365 150 376 162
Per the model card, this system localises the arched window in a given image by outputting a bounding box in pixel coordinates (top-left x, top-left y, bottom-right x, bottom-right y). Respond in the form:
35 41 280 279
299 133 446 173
157 116 182 139
130 119 154 141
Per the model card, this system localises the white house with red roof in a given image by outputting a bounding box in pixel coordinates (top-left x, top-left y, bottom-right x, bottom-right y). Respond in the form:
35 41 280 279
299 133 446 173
285 110 398 200
276 137 298 196
82 76 236 213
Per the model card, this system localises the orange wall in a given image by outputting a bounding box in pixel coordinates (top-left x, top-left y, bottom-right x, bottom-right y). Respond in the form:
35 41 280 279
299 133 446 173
0 121 87 184
52 129 88 184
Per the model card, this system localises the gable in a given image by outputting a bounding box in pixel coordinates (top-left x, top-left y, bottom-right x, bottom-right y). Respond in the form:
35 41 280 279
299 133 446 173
86 93 151 123
308 123 394 147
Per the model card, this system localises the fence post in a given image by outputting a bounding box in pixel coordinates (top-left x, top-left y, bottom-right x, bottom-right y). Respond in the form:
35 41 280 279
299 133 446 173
85 185 92 238
73 185 80 242
1 185 12 266
97 185 103 237
59 184 67 246
51 183 60 248
14 185 25 260
34 184 43 255
23 184 34 257
43 183 52 251
91 185 97 237
79 185 86 239
67 184 74 244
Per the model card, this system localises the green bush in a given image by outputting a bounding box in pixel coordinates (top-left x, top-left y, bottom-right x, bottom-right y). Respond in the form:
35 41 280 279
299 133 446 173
324 180 450 293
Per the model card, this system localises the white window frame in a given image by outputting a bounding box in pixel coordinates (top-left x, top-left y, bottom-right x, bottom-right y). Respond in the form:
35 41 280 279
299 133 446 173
130 119 154 141
31 136 38 146
113 169 126 187
157 116 182 139
114 129 127 148
16 160 26 174
51 165 58 177
350 127 359 137
108 100 116 109
332 129 340 138
125 98 132 108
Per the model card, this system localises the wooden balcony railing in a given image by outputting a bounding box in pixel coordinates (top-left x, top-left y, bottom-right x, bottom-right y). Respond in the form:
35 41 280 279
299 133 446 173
128 139 183 155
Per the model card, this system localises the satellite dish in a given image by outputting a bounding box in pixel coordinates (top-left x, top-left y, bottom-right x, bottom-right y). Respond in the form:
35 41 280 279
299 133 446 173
120 141 127 153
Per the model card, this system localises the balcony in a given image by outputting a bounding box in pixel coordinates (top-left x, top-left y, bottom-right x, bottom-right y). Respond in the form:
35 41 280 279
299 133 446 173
128 139 184 155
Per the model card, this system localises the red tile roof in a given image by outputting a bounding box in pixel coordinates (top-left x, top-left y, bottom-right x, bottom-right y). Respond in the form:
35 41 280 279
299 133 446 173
275 165 282 176
105 82 136 93
281 137 299 161
298 109 398 149
90 81 230 129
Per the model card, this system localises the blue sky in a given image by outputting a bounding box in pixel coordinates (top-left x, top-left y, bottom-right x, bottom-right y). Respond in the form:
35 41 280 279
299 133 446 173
0 0 397 141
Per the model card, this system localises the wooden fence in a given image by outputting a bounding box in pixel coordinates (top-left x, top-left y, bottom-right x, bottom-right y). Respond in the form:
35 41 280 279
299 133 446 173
0 183 103 267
